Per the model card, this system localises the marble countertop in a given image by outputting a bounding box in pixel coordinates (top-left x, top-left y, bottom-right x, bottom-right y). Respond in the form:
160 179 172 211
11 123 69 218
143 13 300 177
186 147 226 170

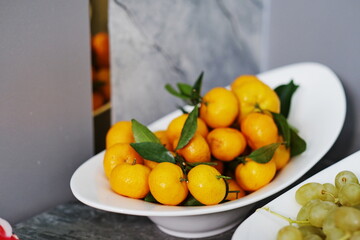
13 201 236 240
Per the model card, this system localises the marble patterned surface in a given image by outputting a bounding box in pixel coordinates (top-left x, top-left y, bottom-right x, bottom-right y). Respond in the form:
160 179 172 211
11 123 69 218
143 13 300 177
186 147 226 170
109 0 264 125
14 201 236 240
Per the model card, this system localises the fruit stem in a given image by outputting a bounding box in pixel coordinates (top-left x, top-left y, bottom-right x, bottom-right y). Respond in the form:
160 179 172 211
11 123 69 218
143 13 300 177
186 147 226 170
216 175 232 180
321 190 339 204
254 103 263 113
187 162 217 167
259 207 310 226
180 177 188 182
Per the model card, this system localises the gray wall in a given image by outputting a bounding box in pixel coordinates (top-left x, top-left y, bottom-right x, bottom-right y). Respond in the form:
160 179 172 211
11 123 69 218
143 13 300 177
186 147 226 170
0 1 93 223
266 0 360 164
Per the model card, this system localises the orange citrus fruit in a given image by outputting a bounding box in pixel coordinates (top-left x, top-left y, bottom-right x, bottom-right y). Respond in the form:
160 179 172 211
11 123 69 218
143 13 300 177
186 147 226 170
200 87 239 128
231 75 280 120
230 75 260 89
235 158 276 192
91 32 110 68
226 179 246 201
272 136 290 170
109 162 150 199
187 164 227 205
206 128 247 161
211 159 224 174
154 130 173 151
106 121 135 149
148 162 188 205
174 133 211 163
103 143 144 178
143 159 158 170
95 68 111 101
92 92 105 111
240 112 278 149
166 114 208 146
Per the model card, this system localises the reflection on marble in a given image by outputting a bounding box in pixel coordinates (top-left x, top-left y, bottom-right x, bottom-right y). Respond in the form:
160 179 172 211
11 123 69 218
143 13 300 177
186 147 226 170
109 0 264 125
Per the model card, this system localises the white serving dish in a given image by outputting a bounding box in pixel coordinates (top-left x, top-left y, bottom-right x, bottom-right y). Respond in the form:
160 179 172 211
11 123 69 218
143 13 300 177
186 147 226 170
232 150 360 239
70 62 346 238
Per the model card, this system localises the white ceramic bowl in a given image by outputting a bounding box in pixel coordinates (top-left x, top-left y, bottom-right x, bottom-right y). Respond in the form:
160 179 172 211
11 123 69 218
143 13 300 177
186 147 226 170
70 62 346 238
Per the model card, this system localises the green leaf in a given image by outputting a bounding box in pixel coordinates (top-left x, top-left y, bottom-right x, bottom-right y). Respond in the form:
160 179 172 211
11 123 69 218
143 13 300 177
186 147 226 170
274 80 299 118
177 83 192 97
131 119 161 144
130 142 176 163
181 194 204 206
247 143 281 163
144 192 158 203
175 105 198 150
271 112 291 148
164 84 190 100
190 72 203 105
289 128 307 157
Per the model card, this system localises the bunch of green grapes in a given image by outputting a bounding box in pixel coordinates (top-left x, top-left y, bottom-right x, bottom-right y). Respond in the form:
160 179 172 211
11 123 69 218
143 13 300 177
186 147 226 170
274 170 360 240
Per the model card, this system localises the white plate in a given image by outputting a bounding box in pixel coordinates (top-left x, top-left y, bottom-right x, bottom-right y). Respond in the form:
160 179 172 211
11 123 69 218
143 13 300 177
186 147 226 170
70 62 346 237
232 150 360 239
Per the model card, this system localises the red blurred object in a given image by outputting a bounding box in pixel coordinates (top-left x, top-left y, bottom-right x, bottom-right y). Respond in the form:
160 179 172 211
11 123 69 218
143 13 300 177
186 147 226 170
0 219 19 240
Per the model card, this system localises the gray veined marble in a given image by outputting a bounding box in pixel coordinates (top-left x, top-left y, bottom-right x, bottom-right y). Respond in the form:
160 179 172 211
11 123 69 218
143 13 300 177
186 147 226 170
109 0 264 125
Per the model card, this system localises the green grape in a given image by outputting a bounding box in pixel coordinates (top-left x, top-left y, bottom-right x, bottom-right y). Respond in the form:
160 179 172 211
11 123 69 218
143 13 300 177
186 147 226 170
298 225 325 239
277 225 303 240
335 170 359 189
303 234 323 240
297 199 321 222
351 231 360 240
295 183 326 205
308 200 338 227
325 228 348 240
322 183 338 202
339 182 360 206
274 170 360 240
334 206 360 232
322 209 344 237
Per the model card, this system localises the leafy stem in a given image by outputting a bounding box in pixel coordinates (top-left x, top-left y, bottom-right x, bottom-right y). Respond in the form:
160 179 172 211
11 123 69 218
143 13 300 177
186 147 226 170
165 71 204 105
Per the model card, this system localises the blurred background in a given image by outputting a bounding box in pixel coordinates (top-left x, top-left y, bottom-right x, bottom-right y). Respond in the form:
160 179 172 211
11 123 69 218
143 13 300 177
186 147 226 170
1 0 360 225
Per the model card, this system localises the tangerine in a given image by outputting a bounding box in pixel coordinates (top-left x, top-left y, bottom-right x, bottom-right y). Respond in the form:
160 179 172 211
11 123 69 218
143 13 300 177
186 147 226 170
231 76 280 120
148 162 188 205
200 87 239 128
272 136 290 170
226 179 246 201
235 158 276 192
106 121 135 149
187 164 227 205
174 133 211 163
109 162 150 199
240 112 278 149
103 143 144 178
166 114 208 146
206 128 247 161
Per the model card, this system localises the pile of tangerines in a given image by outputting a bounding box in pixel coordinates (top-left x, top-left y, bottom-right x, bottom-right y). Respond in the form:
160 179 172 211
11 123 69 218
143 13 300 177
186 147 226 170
102 74 306 206
91 32 111 111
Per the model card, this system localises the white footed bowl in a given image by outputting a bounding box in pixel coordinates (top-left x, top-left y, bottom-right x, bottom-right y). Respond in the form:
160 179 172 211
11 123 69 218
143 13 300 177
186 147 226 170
71 62 346 238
